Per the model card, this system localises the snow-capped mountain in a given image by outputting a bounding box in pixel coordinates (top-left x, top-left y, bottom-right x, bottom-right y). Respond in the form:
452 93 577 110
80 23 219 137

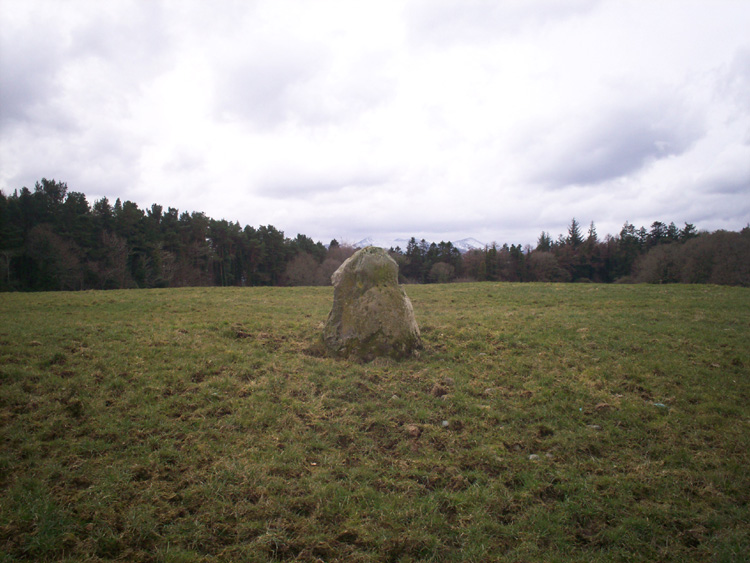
353 237 411 251
353 236 486 253
450 238 486 253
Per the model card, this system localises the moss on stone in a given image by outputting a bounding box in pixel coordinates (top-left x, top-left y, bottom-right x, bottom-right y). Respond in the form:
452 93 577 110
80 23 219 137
324 247 421 360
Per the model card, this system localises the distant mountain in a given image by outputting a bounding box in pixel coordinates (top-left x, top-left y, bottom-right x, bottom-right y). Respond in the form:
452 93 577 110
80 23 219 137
450 238 486 253
353 237 411 250
353 236 486 253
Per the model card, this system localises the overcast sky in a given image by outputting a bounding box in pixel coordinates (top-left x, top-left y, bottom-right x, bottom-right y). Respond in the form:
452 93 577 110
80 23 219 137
1 0 749 247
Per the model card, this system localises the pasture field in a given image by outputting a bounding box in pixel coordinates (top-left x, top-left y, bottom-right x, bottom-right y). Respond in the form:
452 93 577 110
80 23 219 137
1 283 748 562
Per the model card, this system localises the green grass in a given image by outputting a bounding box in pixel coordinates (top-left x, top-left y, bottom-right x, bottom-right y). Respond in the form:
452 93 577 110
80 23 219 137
1 283 748 562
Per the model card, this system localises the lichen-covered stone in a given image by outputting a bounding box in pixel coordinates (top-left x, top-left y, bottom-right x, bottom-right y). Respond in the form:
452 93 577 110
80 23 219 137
323 247 421 360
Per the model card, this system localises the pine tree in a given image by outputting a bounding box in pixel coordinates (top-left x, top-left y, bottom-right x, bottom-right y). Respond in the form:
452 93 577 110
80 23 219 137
567 218 583 248
587 221 598 243
680 223 698 241
536 231 552 252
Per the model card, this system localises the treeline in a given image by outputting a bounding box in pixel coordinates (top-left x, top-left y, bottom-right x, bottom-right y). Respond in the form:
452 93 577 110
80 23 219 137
0 179 356 291
1 179 748 291
393 219 750 286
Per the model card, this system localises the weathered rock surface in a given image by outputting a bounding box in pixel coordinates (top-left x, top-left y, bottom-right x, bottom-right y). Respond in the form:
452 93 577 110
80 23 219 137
323 247 421 360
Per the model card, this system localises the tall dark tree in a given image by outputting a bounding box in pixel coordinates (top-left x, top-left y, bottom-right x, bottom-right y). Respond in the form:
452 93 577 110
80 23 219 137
680 222 698 241
92 197 114 232
666 222 680 242
614 222 642 279
587 221 598 244
436 241 462 276
536 231 552 252
485 244 499 281
402 237 426 281
648 221 668 247
256 225 288 285
567 218 584 248
35 178 68 220
290 233 326 263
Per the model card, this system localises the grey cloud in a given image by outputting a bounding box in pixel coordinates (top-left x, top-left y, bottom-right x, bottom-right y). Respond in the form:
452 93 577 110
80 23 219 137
702 163 750 196
261 170 391 200
687 196 750 228
0 25 66 126
338 201 486 239
214 43 325 128
214 45 394 129
722 46 750 112
706 177 749 196
1 2 170 128
69 2 171 73
3 118 141 200
282 188 481 241
340 219 473 242
522 98 705 188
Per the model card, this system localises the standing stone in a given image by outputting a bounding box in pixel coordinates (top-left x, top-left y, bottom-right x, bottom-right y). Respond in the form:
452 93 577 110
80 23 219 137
323 247 421 360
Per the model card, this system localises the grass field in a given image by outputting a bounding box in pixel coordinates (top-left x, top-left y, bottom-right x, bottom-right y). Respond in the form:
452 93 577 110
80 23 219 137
1 283 748 562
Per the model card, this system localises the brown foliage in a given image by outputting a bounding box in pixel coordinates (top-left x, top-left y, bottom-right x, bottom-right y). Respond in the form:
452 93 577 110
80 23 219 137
285 245 358 286
27 224 84 290
634 230 750 286
285 252 319 286
528 251 570 282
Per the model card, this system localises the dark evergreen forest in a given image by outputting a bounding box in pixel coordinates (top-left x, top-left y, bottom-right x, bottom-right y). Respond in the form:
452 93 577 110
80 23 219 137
1 179 748 291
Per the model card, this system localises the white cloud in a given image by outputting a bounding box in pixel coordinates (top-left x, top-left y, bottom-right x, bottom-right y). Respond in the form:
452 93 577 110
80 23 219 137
1 0 749 246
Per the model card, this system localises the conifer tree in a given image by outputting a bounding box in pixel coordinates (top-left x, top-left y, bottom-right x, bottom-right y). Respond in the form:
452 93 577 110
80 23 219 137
567 218 583 248
536 231 552 252
587 221 598 243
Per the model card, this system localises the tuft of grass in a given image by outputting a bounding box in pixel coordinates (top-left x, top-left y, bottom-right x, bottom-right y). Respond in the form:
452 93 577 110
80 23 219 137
1 283 748 561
